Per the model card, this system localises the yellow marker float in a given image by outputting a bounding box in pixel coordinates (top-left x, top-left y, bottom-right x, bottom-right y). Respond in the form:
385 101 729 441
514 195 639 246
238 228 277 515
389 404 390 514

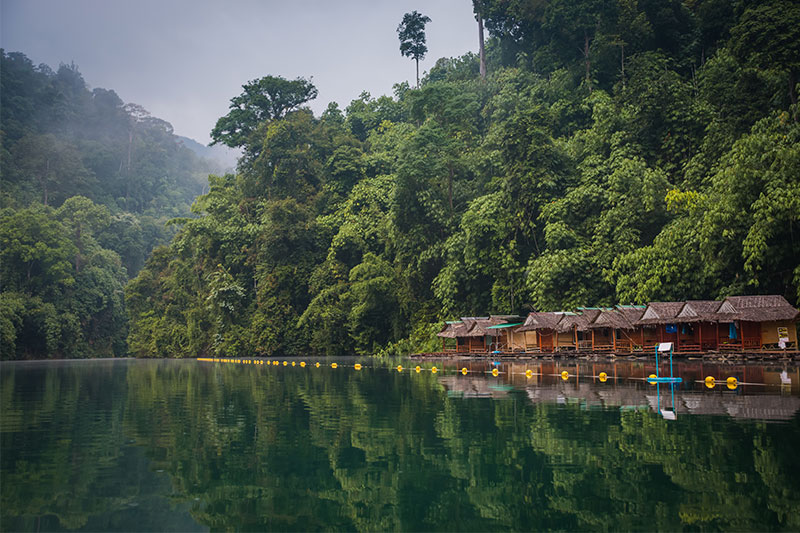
491 368 499 377
291 361 296 367
561 371 569 380
705 376 716 388
525 369 533 379
397 365 403 372
599 372 608 382
282 361 288 366
300 361 306 367
415 366 421 373
648 374 657 384
354 363 362 370
726 376 738 390
331 362 338 369
431 366 438 374
461 367 468 375
315 362 320 368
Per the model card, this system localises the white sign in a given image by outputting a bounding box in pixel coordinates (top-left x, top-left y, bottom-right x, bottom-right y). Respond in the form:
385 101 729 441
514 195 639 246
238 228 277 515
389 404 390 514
658 342 673 352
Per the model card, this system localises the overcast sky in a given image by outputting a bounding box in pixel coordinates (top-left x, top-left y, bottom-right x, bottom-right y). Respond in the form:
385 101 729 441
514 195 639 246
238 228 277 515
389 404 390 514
1 0 479 144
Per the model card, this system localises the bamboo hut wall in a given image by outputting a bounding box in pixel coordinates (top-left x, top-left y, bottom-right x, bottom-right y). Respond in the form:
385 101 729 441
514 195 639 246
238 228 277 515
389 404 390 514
557 330 576 348
523 331 538 349
760 321 798 344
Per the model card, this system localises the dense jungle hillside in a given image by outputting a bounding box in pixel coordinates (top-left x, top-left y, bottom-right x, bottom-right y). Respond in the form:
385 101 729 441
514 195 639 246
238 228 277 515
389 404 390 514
0 50 223 358
4 0 800 360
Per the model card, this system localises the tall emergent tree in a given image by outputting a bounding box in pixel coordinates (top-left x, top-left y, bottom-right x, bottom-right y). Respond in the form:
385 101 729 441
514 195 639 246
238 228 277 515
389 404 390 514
397 11 432 88
210 75 318 148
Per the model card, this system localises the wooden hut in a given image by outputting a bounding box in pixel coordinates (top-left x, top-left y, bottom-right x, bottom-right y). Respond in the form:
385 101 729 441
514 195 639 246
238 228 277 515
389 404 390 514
514 312 565 352
672 300 723 351
587 306 644 352
556 309 601 351
486 315 525 351
715 295 799 350
460 317 491 353
436 321 470 352
634 302 684 351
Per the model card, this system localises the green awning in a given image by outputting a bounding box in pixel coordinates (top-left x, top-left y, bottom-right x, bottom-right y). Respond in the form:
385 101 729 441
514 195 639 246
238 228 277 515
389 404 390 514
486 322 523 329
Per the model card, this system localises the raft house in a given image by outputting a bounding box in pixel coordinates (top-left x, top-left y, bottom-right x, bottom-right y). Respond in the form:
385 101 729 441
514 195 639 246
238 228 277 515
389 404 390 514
434 295 799 357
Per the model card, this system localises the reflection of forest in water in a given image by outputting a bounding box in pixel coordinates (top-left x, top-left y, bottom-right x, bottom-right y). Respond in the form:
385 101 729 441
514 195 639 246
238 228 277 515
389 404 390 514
2 359 799 531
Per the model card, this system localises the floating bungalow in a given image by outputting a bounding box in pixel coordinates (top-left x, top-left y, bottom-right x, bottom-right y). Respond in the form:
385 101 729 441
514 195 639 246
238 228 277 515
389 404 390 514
434 294 799 357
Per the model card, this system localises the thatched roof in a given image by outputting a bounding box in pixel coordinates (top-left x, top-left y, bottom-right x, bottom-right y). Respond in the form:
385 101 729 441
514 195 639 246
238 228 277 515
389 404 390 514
515 312 565 332
461 315 522 337
437 321 470 338
588 306 642 330
556 309 601 333
716 295 799 322
673 300 722 323
635 302 684 325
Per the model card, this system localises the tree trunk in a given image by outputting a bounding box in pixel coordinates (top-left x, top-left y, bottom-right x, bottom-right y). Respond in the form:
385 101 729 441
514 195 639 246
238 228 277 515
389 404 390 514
478 13 487 79
447 164 454 212
415 58 420 89
584 31 592 92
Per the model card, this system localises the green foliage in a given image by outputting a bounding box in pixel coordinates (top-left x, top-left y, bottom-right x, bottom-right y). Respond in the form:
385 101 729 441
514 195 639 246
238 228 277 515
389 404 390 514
114 1 800 357
210 75 318 149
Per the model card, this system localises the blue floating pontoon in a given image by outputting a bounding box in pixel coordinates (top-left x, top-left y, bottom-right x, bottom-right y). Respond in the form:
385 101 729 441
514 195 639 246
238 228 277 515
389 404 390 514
651 342 682 383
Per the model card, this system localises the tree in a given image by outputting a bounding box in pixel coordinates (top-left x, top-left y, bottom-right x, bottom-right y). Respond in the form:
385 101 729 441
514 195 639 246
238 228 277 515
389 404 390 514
210 76 318 148
473 1 487 79
397 11 432 88
729 0 800 113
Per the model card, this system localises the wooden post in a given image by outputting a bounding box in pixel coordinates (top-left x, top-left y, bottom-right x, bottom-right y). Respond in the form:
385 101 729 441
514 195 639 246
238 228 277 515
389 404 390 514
592 330 596 352
698 323 702 351
554 329 559 352
716 322 720 349
612 329 616 352
574 326 578 351
640 328 644 348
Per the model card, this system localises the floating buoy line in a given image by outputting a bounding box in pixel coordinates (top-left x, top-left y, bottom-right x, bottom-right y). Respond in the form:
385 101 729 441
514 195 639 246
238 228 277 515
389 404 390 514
195 358 767 391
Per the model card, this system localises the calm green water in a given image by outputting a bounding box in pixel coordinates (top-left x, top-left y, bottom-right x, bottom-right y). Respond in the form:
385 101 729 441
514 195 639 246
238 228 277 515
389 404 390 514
2 358 800 532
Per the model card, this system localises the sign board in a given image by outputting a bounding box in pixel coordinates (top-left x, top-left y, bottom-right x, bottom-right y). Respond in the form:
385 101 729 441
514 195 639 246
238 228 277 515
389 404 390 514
777 326 789 338
658 342 673 352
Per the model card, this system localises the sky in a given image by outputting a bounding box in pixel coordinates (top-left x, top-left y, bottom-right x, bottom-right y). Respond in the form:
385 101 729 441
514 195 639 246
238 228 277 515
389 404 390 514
1 0 479 144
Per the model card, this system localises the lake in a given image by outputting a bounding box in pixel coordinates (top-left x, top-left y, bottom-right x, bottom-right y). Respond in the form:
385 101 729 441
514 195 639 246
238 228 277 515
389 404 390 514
2 357 800 531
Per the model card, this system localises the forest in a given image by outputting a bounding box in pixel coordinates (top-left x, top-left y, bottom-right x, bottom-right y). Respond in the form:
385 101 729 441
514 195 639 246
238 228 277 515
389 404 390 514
2 0 799 359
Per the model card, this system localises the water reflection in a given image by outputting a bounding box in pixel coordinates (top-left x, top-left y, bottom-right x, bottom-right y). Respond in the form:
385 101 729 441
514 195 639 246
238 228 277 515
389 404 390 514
2 358 800 531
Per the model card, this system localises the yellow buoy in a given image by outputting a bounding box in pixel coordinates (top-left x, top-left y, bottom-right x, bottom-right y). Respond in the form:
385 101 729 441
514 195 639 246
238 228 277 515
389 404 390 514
397 365 403 372
491 368 499 377
648 374 657 384
415 366 421 373
461 367 468 375
331 363 338 369
705 376 715 388
431 366 438 373
273 360 278 366
291 361 296 367
354 363 362 370
315 362 320 368
726 376 738 390
282 361 288 366
525 369 533 378
599 372 608 382
300 361 306 367
561 371 569 380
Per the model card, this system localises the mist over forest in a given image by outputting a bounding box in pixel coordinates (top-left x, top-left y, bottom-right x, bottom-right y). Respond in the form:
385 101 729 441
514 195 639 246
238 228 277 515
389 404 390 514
2 0 799 359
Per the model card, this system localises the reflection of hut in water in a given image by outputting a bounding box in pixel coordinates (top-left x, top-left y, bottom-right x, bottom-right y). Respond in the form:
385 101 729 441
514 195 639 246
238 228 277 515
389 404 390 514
439 376 511 398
